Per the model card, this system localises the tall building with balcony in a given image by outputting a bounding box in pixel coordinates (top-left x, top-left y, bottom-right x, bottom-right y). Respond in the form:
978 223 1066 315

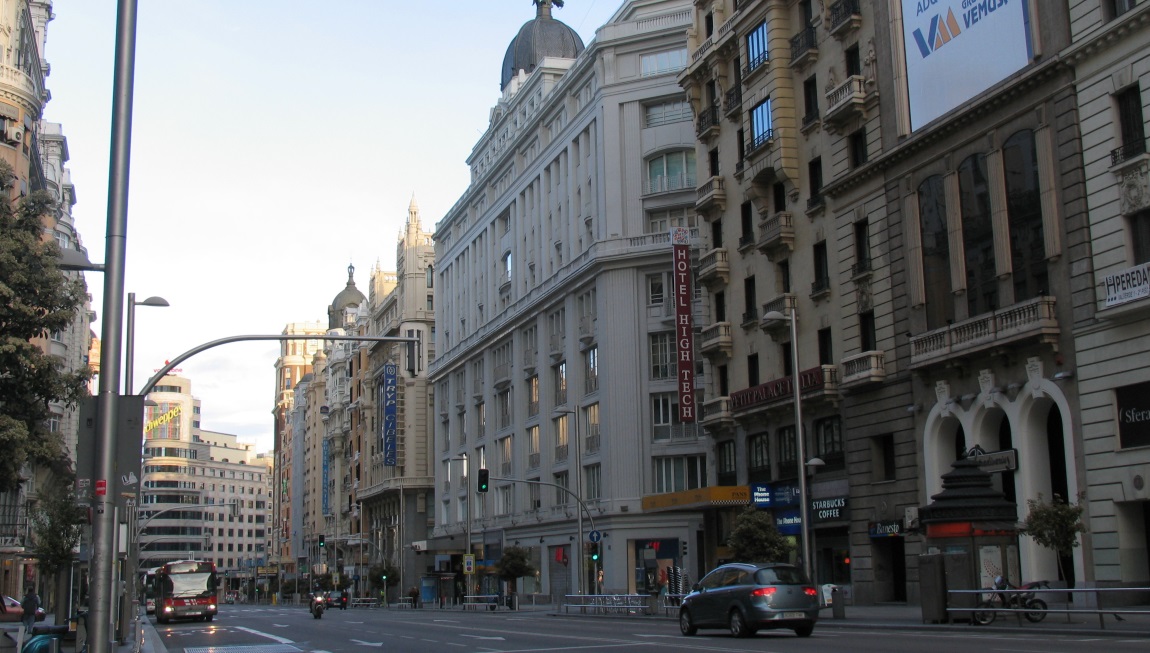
682 0 1091 604
141 375 273 583
1064 0 1150 590
357 198 436 598
429 0 704 599
272 322 325 589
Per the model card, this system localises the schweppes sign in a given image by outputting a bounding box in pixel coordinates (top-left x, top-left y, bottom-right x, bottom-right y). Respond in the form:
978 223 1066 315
145 405 181 433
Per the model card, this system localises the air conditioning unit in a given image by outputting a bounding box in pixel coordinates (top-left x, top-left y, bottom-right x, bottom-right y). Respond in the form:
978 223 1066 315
4 124 23 144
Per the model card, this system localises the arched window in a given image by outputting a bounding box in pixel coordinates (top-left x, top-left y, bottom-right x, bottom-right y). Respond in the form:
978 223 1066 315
646 150 696 194
959 153 997 315
1002 130 1048 300
918 175 954 329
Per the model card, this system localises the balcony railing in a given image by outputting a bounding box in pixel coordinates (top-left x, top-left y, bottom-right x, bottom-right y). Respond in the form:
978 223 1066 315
828 0 862 37
811 276 830 296
790 26 818 66
645 173 696 195
700 396 734 430
698 247 730 288
696 175 727 213
839 350 886 388
696 105 721 138
586 430 601 454
738 233 756 249
761 293 797 331
825 75 867 126
653 423 701 441
724 86 743 116
748 128 774 155
852 257 872 277
555 444 569 462
501 462 512 477
1111 139 1147 167
757 211 795 254
743 50 768 78
699 322 733 358
807 192 825 211
741 308 759 325
529 452 541 469
909 296 1059 369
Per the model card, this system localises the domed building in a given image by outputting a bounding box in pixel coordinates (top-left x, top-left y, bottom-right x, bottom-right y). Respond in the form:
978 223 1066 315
328 264 367 329
500 0 584 92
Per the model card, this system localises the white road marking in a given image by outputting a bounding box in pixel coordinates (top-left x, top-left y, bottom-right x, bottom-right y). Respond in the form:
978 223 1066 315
349 640 383 647
460 634 506 641
232 626 295 644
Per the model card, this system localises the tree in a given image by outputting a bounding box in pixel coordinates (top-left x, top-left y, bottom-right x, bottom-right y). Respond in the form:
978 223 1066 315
1020 492 1087 585
0 160 92 492
494 545 535 585
29 478 86 575
727 507 793 562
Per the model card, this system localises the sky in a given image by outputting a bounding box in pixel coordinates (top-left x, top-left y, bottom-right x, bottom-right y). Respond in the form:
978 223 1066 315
44 0 624 452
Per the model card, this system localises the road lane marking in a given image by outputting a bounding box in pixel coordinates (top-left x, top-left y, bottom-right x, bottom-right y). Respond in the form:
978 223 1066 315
233 626 295 644
349 640 383 647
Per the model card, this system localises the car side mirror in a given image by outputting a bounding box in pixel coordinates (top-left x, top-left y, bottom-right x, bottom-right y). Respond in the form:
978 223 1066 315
692 583 702 591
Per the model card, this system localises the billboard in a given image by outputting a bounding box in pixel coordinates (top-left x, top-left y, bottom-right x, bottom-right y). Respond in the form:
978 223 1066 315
902 0 1033 131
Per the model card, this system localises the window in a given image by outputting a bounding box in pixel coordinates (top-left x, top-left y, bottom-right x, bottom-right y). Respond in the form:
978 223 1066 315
859 310 877 352
803 76 819 123
1003 130 1048 301
553 471 569 504
585 464 602 501
476 402 487 438
740 202 754 247
747 353 759 387
815 416 843 462
650 332 674 379
845 44 862 77
653 455 707 493
528 375 540 416
717 441 736 483
554 361 567 405
871 434 896 482
647 150 696 194
918 175 954 329
742 276 757 323
813 240 829 293
959 153 997 314
641 48 688 76
1108 0 1137 20
854 219 871 273
714 290 727 322
528 480 541 509
528 425 540 468
499 435 513 476
808 157 824 207
709 147 720 176
748 433 770 478
818 327 833 365
648 274 665 305
555 415 570 461
849 128 868 167
652 393 681 441
750 98 772 150
645 99 691 127
745 21 768 73
647 207 691 233
497 390 511 430
584 346 598 393
501 252 512 283
777 425 797 470
711 219 724 248
1132 211 1150 265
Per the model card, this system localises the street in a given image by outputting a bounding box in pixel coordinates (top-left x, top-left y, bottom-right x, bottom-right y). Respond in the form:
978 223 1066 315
145 605 1150 653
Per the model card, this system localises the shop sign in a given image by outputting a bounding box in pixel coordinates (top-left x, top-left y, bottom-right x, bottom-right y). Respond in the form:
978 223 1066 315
810 496 848 522
1116 380 1150 449
751 483 772 507
772 482 800 507
1103 262 1150 307
965 447 1017 473
775 508 802 535
869 520 903 538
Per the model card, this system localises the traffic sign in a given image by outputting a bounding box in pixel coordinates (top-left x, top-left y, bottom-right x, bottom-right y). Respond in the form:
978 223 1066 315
463 554 475 575
589 530 601 543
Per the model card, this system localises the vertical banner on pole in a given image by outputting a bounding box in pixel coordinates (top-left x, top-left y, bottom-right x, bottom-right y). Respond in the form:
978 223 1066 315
671 227 696 422
382 363 398 465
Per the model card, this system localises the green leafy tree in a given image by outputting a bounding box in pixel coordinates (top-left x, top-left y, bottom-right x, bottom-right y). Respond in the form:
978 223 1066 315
29 478 86 575
1020 492 1087 585
727 507 793 562
495 546 535 585
0 160 92 492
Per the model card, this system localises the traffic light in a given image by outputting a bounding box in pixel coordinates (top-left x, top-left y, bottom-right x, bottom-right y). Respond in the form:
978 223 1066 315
590 543 600 562
382 574 387 583
319 534 325 548
681 540 688 557
477 468 490 493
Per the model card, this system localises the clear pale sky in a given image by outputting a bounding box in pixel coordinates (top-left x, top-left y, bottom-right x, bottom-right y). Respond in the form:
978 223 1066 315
44 0 623 451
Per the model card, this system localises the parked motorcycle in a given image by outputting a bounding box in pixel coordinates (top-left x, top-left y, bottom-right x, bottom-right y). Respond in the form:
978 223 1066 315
973 577 1050 625
311 594 326 619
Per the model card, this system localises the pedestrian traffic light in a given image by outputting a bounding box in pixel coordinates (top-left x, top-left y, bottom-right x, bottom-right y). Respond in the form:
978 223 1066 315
477 468 489 493
224 570 229 577
319 534 325 547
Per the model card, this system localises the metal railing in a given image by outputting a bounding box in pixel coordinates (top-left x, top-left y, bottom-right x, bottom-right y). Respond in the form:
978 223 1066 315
947 587 1150 629
564 594 649 615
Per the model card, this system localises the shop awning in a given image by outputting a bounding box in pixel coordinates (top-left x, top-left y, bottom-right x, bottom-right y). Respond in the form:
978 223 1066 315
641 486 750 512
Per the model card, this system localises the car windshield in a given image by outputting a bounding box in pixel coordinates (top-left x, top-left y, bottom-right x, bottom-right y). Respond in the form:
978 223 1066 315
755 566 809 585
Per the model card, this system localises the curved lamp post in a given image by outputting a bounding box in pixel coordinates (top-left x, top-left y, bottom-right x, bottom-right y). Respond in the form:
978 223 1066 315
763 309 812 581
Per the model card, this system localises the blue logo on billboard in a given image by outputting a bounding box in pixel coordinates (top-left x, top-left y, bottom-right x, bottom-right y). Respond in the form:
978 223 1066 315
751 483 772 508
383 364 398 466
775 508 802 536
772 482 800 507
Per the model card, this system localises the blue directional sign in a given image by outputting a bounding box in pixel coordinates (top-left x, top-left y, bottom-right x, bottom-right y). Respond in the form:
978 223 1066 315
589 530 601 543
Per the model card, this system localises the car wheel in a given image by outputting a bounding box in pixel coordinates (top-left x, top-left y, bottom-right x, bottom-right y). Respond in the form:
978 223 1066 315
794 624 814 637
679 608 697 636
206 615 214 622
729 609 751 638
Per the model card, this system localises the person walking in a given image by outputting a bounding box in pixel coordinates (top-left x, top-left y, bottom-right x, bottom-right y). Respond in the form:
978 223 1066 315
20 586 39 633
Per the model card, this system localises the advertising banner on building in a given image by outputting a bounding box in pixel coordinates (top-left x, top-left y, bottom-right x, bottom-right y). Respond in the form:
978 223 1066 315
901 0 1033 131
671 227 696 422
382 363 398 465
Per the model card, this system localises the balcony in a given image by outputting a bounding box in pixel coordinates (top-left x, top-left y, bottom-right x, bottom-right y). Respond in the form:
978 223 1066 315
555 444 569 462
724 86 742 119
700 396 734 432
760 293 796 334
696 175 727 214
789 26 818 69
586 427 601 454
730 365 840 414
851 257 873 279
698 247 730 289
699 322 733 359
742 50 769 82
741 308 759 327
578 315 596 345
909 296 1060 370
757 211 795 257
828 0 862 39
839 350 886 389
810 276 831 299
645 173 696 196
1110 139 1147 168
824 75 868 130
746 128 774 158
529 452 540 469
696 105 721 139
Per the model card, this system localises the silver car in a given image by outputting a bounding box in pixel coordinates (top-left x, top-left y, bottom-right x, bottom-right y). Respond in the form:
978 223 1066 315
679 562 819 638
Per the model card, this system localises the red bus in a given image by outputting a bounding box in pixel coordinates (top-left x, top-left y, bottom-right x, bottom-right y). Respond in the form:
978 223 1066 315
155 560 219 624
140 567 161 614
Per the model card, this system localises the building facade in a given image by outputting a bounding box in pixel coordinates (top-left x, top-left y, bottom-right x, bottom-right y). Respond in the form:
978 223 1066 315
429 0 706 600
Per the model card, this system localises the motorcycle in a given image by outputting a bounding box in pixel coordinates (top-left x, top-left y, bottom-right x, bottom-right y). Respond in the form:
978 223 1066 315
310 594 326 619
973 577 1050 625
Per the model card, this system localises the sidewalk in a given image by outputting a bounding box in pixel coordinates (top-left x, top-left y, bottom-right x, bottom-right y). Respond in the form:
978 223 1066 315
814 602 1150 637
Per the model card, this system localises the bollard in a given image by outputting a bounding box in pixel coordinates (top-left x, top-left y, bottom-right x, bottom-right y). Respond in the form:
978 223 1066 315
832 586 845 619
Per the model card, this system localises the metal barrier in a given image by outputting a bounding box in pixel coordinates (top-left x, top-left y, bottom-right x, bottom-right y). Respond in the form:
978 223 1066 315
349 598 377 608
462 594 500 610
947 586 1150 628
393 597 414 609
564 594 648 615
661 594 685 615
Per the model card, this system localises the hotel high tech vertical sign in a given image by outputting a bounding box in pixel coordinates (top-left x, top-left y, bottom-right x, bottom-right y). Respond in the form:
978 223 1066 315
382 363 398 465
671 227 696 422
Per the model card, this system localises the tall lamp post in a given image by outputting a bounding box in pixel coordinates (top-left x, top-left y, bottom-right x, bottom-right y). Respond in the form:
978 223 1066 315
763 309 812 581
124 293 170 395
554 407 583 596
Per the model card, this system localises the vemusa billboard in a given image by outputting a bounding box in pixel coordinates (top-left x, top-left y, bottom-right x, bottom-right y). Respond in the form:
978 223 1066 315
901 0 1033 131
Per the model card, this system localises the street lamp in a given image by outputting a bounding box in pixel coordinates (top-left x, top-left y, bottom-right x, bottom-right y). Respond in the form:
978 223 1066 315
553 407 584 596
763 309 812 581
124 293 169 395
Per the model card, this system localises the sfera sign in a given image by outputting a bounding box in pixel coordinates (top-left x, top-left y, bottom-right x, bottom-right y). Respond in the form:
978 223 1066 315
1116 380 1150 449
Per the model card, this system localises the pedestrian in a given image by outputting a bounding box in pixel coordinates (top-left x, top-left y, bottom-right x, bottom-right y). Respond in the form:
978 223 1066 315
20 587 39 633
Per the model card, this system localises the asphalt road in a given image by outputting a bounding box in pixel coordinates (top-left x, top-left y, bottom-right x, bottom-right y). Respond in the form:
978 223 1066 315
146 605 1150 653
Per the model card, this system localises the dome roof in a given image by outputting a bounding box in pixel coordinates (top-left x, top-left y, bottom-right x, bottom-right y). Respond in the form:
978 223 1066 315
328 264 366 329
501 1 584 91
